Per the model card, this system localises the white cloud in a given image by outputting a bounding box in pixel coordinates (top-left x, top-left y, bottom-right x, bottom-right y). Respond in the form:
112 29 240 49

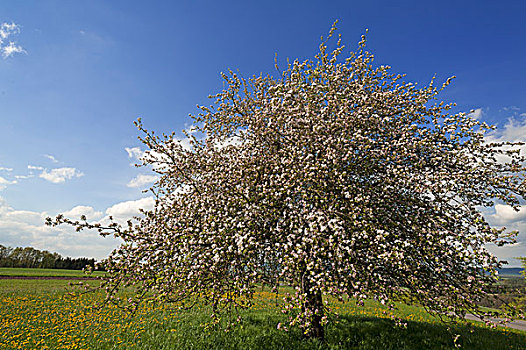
480 205 526 267
470 108 483 120
44 154 59 163
0 23 19 40
14 174 34 179
61 205 103 221
186 125 198 134
486 216 526 267
0 176 16 190
490 204 526 225
126 174 158 188
0 22 25 59
125 147 144 160
483 116 526 165
0 197 119 260
0 196 155 260
486 116 526 144
39 167 84 183
179 138 193 151
0 167 12 172
480 115 526 266
3 209 46 226
105 197 154 221
26 164 84 184
216 135 242 149
2 41 25 58
503 106 521 112
28 165 43 170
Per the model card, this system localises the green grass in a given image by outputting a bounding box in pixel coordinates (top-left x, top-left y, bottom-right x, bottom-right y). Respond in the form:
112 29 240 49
0 267 105 278
1 279 525 349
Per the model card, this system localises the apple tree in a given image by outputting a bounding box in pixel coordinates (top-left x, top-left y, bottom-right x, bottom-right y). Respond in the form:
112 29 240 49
48 26 526 340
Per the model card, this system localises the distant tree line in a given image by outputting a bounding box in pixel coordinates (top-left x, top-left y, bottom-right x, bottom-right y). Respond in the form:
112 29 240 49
0 245 96 270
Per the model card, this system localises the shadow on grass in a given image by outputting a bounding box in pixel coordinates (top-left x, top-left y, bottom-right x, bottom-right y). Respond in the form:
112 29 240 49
147 311 526 350
325 314 526 350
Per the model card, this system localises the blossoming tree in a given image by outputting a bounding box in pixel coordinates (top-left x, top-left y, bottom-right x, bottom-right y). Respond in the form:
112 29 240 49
48 26 526 340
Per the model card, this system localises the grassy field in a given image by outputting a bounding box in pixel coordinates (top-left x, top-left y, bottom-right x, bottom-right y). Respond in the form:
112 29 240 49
1 275 525 349
0 267 105 278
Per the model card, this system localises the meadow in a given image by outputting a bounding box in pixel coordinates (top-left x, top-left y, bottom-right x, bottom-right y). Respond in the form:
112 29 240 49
1 269 525 349
0 267 105 278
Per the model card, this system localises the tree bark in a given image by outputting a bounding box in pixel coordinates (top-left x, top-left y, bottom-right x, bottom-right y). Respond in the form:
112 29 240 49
307 289 324 340
301 278 325 340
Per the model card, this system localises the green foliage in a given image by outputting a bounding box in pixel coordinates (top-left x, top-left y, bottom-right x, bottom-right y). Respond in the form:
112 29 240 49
0 244 96 270
520 258 526 279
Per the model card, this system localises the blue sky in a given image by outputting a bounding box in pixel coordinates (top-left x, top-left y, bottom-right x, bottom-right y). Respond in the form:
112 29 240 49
0 0 525 265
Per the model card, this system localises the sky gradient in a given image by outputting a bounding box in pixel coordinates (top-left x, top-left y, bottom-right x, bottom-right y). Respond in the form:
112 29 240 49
0 0 525 265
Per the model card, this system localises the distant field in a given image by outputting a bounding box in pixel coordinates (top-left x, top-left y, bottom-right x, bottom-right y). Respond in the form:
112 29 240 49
498 268 525 278
1 279 525 349
0 267 105 278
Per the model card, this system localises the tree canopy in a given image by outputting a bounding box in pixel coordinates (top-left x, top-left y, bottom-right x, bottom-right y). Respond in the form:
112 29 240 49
0 244 96 270
48 26 526 339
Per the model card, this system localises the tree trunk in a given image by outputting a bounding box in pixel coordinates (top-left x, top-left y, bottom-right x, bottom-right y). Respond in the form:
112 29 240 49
301 278 325 340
